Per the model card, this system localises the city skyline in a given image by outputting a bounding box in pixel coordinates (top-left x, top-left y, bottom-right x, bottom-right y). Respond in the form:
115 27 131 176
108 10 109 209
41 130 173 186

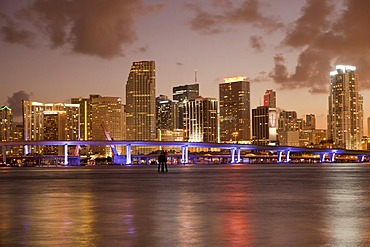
1 0 370 131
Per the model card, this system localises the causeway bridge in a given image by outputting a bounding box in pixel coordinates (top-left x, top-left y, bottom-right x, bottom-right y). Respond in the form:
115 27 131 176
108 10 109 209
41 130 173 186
1 140 370 165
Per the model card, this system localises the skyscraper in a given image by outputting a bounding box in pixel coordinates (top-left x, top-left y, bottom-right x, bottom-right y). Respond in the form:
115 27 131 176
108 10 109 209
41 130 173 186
22 101 80 154
328 65 363 150
90 95 124 156
172 83 199 129
263 89 276 108
126 61 156 154
219 76 250 143
71 97 90 140
184 96 218 143
252 106 277 145
0 105 12 142
156 95 175 131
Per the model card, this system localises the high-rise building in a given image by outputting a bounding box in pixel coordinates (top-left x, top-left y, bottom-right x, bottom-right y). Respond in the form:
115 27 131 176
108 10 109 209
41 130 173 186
22 101 80 154
184 96 218 143
90 95 124 156
328 65 363 150
156 95 175 131
71 97 90 140
43 111 66 155
263 89 276 108
0 105 12 142
172 83 199 129
219 76 250 143
252 106 277 145
278 111 299 146
126 61 156 145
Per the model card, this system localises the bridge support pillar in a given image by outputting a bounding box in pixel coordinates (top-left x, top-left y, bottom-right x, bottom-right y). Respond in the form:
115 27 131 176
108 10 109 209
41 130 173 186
2 146 6 165
358 155 365 163
126 144 131 165
286 150 291 163
64 144 68 165
230 148 236 163
236 148 241 163
24 145 29 155
329 153 335 163
320 153 326 163
181 145 188 164
277 151 283 163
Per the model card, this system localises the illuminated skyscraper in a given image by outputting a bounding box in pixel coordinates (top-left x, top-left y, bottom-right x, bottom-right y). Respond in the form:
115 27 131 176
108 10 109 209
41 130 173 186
172 83 199 129
219 77 250 143
71 97 90 140
263 89 276 108
0 105 12 142
252 106 277 145
156 95 175 131
184 96 218 143
328 65 363 150
90 95 124 156
22 101 80 154
126 61 156 143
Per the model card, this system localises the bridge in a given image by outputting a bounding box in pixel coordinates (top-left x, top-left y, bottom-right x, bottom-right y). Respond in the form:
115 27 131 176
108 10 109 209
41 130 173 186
1 140 370 166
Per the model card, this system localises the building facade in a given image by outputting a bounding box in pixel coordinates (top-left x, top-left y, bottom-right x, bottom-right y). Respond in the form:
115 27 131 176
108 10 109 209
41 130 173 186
90 96 124 156
328 65 363 150
263 89 276 108
126 61 156 144
172 83 199 129
184 96 218 143
219 77 250 143
22 101 80 154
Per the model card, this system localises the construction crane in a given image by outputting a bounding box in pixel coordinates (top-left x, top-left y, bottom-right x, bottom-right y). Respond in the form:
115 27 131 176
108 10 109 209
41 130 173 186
100 122 126 164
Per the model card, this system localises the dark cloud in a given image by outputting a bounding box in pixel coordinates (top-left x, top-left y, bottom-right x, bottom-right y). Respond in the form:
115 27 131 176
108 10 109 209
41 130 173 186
0 0 162 59
7 90 31 118
251 71 269 83
249 35 265 52
188 0 283 34
273 0 370 93
0 13 34 46
176 62 184 66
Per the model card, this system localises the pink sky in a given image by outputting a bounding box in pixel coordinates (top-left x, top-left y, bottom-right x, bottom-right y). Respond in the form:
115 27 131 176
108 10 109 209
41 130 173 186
1 0 370 132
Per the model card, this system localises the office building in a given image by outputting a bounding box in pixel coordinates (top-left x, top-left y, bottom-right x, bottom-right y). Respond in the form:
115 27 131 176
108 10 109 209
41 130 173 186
219 76 250 143
90 96 124 156
126 61 156 145
184 96 218 143
22 100 80 154
0 105 12 142
252 106 277 145
328 65 363 150
71 97 90 140
172 83 199 129
156 95 176 131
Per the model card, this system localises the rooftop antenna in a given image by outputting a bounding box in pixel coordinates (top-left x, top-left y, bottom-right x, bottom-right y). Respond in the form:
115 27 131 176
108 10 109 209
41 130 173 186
195 70 198 83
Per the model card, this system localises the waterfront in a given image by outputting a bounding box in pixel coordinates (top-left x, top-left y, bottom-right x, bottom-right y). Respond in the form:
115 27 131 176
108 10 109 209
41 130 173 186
1 164 369 246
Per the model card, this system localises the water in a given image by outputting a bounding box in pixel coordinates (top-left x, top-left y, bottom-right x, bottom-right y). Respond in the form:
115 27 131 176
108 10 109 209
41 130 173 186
1 163 369 246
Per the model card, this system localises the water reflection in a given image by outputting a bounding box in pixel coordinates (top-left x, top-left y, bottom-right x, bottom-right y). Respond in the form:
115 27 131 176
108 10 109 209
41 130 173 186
0 164 369 246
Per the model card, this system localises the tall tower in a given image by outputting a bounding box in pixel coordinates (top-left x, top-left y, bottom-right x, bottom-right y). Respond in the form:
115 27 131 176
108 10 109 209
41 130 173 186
126 61 156 152
90 95 124 156
219 76 250 143
0 106 12 142
263 89 276 108
172 83 199 129
328 65 363 150
184 96 218 143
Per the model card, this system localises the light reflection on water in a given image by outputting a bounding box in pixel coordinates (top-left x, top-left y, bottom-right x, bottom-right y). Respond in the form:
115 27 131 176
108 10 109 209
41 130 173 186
0 164 369 246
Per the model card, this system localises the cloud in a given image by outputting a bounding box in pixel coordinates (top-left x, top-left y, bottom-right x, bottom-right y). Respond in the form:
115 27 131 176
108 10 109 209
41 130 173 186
7 90 32 118
0 13 34 46
0 0 162 59
176 62 184 66
187 0 283 35
273 0 370 93
249 35 265 52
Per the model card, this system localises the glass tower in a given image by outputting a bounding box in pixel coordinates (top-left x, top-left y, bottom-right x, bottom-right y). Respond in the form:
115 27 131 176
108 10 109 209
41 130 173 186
328 65 363 150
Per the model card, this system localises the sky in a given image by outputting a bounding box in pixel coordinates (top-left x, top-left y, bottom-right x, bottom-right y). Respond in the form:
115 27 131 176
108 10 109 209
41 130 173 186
1 0 370 131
